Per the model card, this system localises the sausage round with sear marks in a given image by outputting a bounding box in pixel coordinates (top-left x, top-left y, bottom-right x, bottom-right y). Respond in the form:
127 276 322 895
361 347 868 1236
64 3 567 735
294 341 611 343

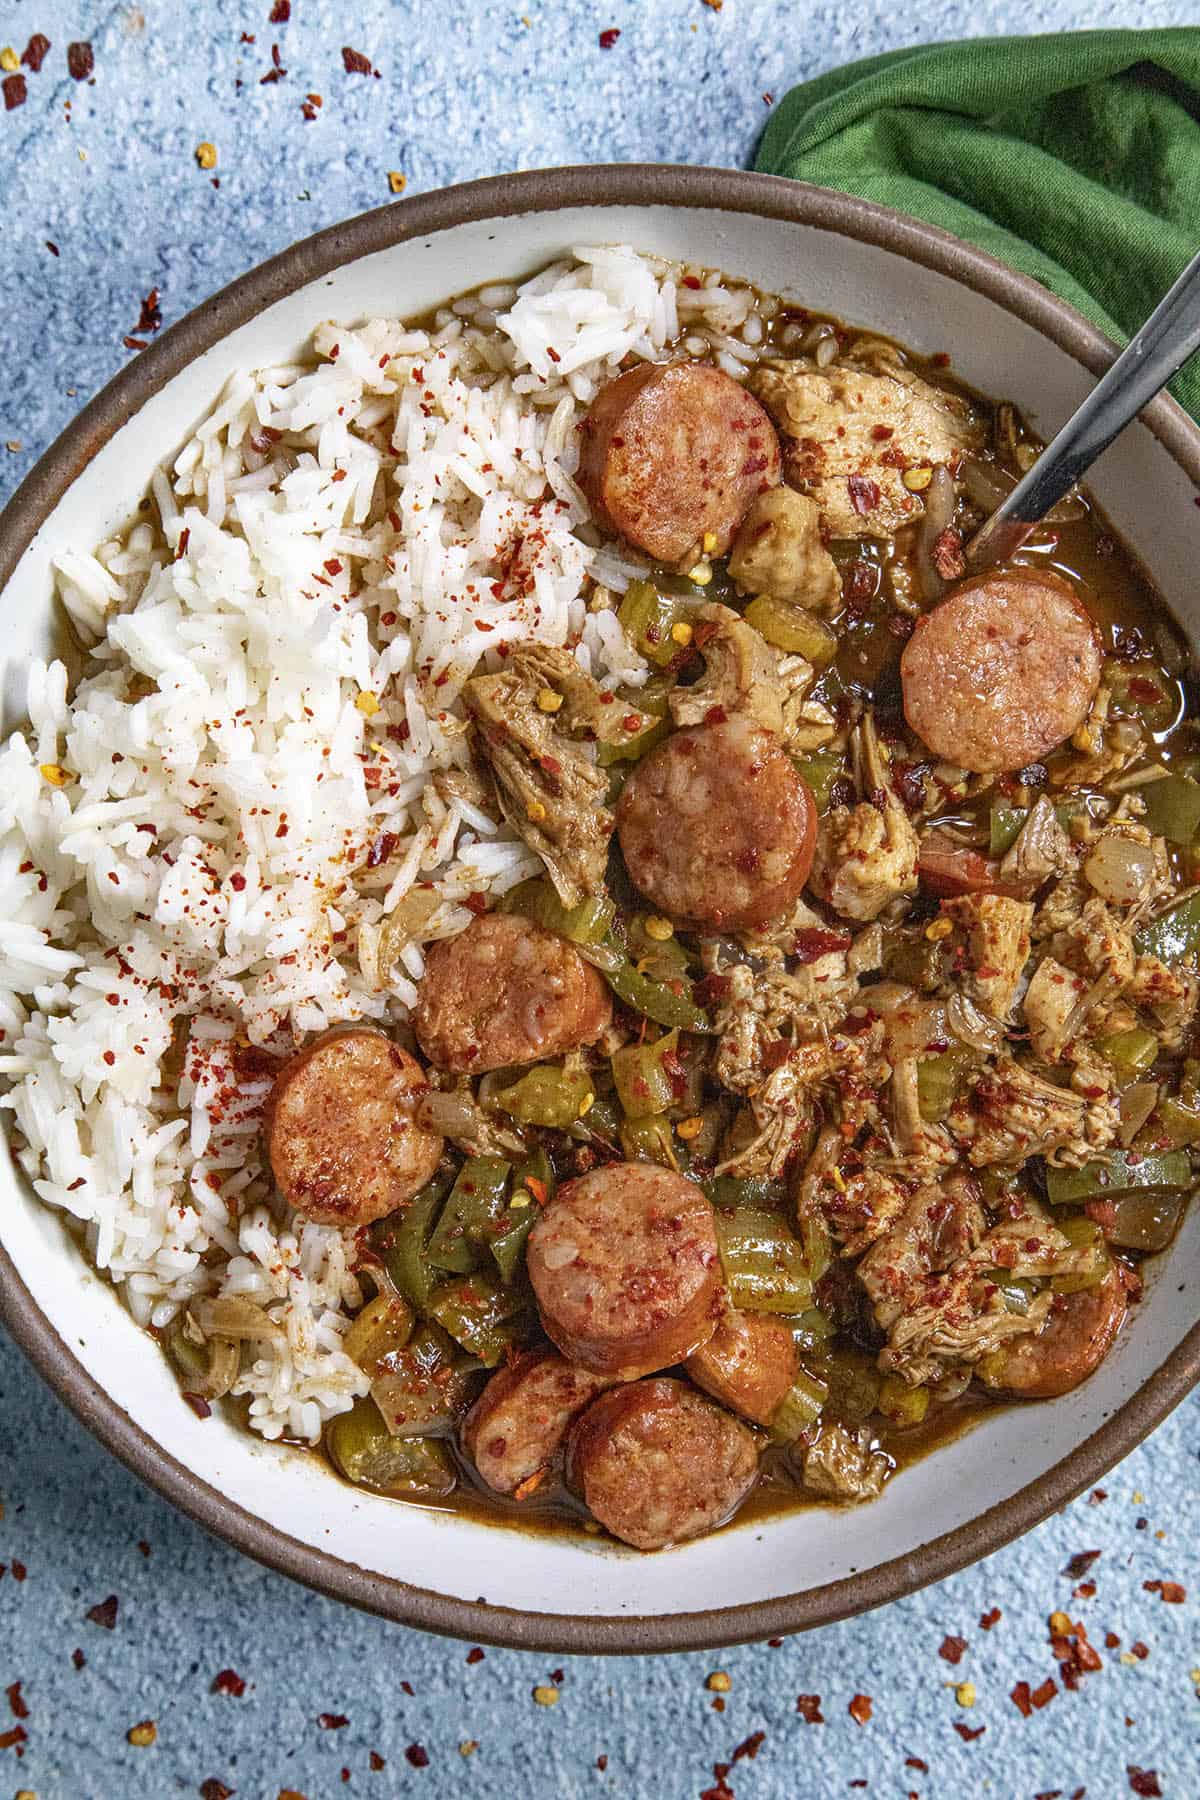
567 1377 761 1550
463 1346 614 1496
616 714 817 931
412 911 612 1075
685 1304 798 1425
265 1028 443 1227
527 1162 722 1380
577 360 781 566
983 1261 1128 1399
901 569 1103 774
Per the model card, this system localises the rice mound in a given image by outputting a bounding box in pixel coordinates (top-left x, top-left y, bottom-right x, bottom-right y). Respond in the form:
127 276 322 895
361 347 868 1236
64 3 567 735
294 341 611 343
0 247 772 1444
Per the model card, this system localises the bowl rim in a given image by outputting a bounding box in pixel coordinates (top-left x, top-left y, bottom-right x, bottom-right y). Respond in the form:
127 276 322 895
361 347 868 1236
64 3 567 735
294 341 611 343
2 161 1199 1655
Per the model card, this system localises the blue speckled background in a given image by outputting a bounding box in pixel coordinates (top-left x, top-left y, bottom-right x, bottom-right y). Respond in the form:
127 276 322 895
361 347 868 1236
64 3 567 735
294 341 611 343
2 3 1198 1796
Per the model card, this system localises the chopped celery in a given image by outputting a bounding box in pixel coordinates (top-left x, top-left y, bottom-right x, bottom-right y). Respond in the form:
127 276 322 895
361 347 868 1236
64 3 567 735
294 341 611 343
1045 1148 1191 1204
503 877 615 946
797 1204 833 1284
1051 1215 1108 1292
375 1166 456 1310
596 714 671 767
343 1294 414 1374
916 1047 972 1122
790 750 844 814
626 914 692 983
744 594 837 662
877 1374 930 1427
1107 662 1179 732
370 1322 476 1436
1102 1189 1185 1252
984 1271 1037 1315
580 1094 623 1146
327 1397 457 1495
769 1366 829 1441
1156 1094 1200 1147
786 1307 837 1354
601 943 713 1032
1139 771 1200 845
618 1114 678 1167
714 1206 814 1314
426 1156 511 1274
613 1029 680 1120
496 1063 594 1129
1097 1027 1158 1081
425 1273 526 1367
1134 893 1200 962
618 579 690 668
704 1175 787 1211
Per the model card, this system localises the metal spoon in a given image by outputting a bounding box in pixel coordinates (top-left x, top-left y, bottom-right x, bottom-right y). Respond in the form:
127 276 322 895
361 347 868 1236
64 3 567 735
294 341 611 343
965 248 1200 572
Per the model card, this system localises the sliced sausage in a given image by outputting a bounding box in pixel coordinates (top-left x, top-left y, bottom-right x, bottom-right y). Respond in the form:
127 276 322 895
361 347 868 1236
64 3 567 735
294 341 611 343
567 1377 761 1550
527 1162 722 1380
412 912 612 1075
265 1028 442 1227
463 1347 614 1496
918 829 1039 900
901 570 1102 774
578 360 781 566
985 1262 1128 1399
617 714 816 930
685 1304 797 1425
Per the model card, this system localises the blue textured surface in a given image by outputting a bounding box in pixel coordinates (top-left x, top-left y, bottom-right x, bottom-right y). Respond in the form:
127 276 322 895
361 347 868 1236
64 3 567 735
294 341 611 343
2 3 1199 1797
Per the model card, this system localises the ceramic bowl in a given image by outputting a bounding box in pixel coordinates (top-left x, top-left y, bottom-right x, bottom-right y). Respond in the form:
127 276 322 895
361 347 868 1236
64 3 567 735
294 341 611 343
2 166 1198 1653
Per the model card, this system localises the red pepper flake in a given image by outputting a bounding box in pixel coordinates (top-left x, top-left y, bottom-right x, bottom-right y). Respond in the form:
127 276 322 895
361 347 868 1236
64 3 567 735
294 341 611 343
1130 1641 1149 1660
466 1646 485 1664
10 1561 25 1582
212 1668 246 1697
369 1752 385 1771
1030 1677 1058 1709
1143 1578 1185 1602
0 1726 27 1751
704 704 728 725
3 74 27 110
324 558 343 576
1128 1771 1162 1798
270 0 291 19
1010 1680 1033 1717
5 1683 28 1721
71 1648 86 1670
796 1694 824 1723
937 1634 967 1664
123 336 148 352
342 45 373 74
932 526 966 581
133 288 163 335
1065 1549 1101 1578
137 1540 151 1557
979 1606 1002 1630
793 926 851 964
86 1594 119 1630
46 240 59 255
596 1755 608 1771
67 40 94 80
464 891 489 916
953 1722 986 1743
1090 1487 1108 1504
399 1680 414 1697
731 1732 764 1762
599 26 621 46
177 526 190 558
906 1757 929 1773
848 1693 872 1726
22 34 52 71
200 1783 235 1800
404 1743 429 1768
318 1712 349 1730
182 1392 212 1419
847 474 881 516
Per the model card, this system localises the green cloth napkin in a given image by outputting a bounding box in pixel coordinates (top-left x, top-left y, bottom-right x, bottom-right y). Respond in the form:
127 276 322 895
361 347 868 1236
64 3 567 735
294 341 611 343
755 29 1200 417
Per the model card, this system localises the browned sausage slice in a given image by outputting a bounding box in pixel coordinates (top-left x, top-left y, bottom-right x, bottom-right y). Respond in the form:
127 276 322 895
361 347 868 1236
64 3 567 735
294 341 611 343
412 912 612 1075
901 571 1102 774
463 1347 614 1496
265 1029 443 1227
985 1262 1128 1399
567 1377 761 1549
685 1304 797 1425
578 361 781 566
616 715 816 930
527 1162 722 1380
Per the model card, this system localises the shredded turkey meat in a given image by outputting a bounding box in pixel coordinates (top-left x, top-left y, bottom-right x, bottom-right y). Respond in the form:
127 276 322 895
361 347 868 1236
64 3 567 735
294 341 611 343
465 644 615 908
942 892 1033 1022
802 1423 890 1503
950 1057 1119 1168
809 714 919 921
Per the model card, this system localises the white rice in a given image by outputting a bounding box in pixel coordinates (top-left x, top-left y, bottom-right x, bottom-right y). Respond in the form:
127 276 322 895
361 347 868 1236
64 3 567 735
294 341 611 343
0 246 769 1443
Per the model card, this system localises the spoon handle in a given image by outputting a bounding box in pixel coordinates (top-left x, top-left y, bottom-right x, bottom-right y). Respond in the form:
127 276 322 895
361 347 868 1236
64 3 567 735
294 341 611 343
965 247 1200 572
